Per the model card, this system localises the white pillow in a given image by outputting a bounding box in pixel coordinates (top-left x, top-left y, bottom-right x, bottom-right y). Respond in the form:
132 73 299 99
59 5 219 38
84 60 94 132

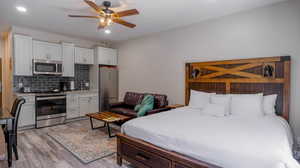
202 103 227 117
189 90 215 109
210 94 231 116
263 94 277 115
230 93 264 117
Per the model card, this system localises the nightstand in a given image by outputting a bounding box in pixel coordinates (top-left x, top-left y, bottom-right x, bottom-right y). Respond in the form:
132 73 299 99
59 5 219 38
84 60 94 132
166 104 185 109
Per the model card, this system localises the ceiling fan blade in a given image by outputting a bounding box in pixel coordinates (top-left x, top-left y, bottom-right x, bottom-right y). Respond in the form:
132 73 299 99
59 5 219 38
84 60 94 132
113 19 136 28
68 15 99 19
84 0 102 13
115 9 139 17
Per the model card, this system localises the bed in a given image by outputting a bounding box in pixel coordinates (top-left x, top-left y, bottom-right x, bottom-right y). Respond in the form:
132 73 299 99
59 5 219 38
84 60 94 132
116 56 297 168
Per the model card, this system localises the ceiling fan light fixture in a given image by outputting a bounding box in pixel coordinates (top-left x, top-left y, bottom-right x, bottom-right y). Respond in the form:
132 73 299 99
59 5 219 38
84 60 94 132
107 18 113 25
100 18 105 23
16 6 27 13
69 0 139 29
104 29 111 34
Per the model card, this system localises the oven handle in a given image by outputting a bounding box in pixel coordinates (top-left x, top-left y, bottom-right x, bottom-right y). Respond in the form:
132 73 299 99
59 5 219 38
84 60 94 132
36 96 66 101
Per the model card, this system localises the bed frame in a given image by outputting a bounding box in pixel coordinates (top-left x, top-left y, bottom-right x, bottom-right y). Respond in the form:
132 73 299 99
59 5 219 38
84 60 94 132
117 56 291 168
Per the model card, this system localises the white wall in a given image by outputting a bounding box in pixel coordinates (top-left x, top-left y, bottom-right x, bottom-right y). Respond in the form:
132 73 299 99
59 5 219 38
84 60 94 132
117 0 300 137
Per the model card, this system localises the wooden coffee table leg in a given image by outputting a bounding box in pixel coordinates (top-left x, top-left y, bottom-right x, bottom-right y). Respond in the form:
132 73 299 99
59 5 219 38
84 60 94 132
89 117 106 130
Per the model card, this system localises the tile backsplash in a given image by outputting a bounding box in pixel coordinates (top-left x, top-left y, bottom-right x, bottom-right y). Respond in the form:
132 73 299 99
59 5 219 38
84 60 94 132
14 65 90 92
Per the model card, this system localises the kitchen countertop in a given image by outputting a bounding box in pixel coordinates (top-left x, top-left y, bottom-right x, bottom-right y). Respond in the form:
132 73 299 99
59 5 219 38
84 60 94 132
15 90 99 97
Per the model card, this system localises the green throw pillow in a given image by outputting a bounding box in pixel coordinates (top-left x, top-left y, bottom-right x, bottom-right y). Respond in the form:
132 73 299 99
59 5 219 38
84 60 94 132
135 95 154 117
134 104 142 111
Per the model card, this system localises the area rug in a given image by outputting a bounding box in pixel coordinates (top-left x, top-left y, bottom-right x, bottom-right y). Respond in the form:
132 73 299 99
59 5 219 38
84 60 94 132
48 121 118 164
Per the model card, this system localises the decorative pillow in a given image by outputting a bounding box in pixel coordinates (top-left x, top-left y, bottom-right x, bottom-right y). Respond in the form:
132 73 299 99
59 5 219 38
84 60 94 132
263 94 277 115
202 103 227 117
210 94 231 116
189 90 215 109
230 93 264 117
136 95 154 117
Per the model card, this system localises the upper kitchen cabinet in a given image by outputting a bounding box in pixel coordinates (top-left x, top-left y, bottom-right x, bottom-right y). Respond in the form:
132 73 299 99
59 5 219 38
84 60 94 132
13 34 33 76
75 47 94 65
33 40 62 61
62 43 75 77
97 47 117 66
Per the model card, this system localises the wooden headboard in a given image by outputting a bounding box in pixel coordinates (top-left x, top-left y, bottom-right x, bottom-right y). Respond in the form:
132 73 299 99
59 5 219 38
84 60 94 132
185 56 291 120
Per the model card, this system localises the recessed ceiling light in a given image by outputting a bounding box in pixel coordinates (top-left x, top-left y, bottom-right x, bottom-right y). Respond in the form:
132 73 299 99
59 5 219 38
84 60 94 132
16 6 27 13
104 29 111 34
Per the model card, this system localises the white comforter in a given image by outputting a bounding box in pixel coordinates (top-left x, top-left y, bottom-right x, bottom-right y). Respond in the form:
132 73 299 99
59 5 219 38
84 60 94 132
121 107 300 168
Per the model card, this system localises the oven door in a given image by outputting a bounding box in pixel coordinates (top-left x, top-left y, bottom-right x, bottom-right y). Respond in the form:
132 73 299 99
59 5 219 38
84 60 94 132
33 59 62 75
36 96 66 119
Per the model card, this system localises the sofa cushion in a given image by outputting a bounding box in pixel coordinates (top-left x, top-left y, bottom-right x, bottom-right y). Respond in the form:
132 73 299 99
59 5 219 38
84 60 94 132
145 93 168 109
124 92 144 107
110 107 137 117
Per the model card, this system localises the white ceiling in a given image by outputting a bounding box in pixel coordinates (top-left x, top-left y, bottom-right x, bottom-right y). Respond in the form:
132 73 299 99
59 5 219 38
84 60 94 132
0 0 287 42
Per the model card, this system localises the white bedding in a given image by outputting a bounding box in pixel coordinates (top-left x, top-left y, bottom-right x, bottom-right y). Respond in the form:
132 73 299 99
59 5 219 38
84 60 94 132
121 107 300 168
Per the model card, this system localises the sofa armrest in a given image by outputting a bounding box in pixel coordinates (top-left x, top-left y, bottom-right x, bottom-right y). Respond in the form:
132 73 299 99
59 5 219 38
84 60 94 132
109 102 126 108
147 107 171 115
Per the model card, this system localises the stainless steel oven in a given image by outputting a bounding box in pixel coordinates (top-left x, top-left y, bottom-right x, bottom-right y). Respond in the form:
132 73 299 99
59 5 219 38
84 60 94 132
33 59 63 75
36 94 66 128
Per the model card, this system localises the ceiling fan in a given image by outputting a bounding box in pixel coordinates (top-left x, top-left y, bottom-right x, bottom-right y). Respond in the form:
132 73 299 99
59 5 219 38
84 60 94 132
68 0 139 29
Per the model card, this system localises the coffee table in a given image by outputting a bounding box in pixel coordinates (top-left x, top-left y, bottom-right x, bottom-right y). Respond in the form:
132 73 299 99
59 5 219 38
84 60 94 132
86 112 131 138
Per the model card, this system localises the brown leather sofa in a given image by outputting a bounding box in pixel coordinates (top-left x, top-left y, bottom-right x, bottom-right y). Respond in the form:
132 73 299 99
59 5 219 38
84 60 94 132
109 92 170 118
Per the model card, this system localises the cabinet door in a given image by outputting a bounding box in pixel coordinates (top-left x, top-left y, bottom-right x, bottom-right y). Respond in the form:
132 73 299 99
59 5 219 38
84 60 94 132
19 104 35 127
48 43 62 61
97 47 117 65
75 47 82 63
14 35 33 76
75 47 94 65
33 41 62 61
107 48 117 65
33 40 47 60
89 96 99 113
67 94 80 119
79 97 90 116
62 43 75 77
84 49 94 64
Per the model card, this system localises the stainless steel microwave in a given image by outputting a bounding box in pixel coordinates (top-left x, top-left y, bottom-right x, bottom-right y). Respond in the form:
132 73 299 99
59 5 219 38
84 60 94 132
33 59 63 75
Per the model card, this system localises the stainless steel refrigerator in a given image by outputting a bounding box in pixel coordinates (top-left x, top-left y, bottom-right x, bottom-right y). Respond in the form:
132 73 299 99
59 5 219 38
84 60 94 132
99 66 118 112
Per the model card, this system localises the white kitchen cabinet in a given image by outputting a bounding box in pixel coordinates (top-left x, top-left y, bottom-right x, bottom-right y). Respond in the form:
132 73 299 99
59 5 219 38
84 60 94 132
79 97 90 116
33 40 62 61
79 93 99 116
67 94 80 119
14 34 33 76
89 95 99 113
18 96 35 127
97 47 117 65
62 43 75 77
75 47 94 65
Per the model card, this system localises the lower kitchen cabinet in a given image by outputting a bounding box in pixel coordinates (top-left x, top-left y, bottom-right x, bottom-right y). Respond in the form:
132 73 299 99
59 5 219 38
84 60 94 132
66 94 80 119
18 96 36 128
79 97 90 116
89 95 99 113
67 93 99 119
79 94 99 116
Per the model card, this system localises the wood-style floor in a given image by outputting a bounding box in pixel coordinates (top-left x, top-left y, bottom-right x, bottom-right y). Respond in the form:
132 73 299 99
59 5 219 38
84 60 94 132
0 119 131 168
